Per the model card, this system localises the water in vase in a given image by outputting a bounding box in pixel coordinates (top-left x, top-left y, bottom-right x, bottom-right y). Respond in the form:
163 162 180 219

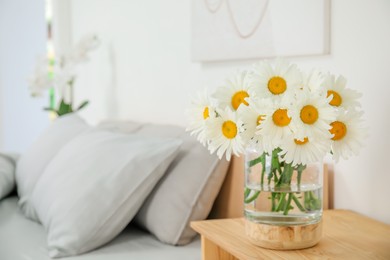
244 183 323 226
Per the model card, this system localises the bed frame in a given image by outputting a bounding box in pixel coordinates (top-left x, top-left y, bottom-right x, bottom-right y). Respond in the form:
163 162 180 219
210 156 334 219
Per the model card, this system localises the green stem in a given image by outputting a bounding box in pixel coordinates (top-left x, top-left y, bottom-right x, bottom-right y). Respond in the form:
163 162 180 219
244 191 260 204
271 193 276 211
271 149 282 176
260 153 266 186
257 148 310 215
49 87 55 110
293 193 306 212
267 171 273 185
303 191 321 211
273 170 279 184
283 163 293 184
248 156 262 167
283 193 293 215
275 192 286 212
244 187 250 199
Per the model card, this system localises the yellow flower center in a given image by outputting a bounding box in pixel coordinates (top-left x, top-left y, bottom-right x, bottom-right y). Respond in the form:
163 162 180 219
294 137 309 145
268 76 287 95
222 120 238 139
327 90 343 106
300 105 319 125
257 115 265 126
272 109 291 127
203 107 209 119
330 121 347 141
231 91 249 110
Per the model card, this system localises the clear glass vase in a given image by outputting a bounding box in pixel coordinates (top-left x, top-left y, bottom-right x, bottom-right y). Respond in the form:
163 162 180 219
244 145 323 226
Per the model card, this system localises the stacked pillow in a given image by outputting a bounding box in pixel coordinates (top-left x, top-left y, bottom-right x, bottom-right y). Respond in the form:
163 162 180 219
11 116 229 257
31 129 181 257
99 122 230 245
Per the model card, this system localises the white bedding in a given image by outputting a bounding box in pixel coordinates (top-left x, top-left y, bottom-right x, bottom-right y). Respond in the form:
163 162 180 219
0 196 201 260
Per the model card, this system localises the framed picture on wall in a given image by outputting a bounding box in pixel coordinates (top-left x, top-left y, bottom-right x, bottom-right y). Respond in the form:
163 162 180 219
191 0 330 62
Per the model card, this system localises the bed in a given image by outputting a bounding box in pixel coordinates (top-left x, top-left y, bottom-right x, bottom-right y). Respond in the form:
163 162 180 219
0 118 232 259
0 197 201 260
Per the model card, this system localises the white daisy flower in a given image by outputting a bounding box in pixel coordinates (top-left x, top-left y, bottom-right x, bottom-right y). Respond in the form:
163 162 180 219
250 59 302 102
186 89 215 146
290 89 336 140
280 135 331 166
330 110 367 162
323 73 362 110
213 70 253 111
300 69 325 94
206 108 245 160
257 100 294 153
238 97 273 152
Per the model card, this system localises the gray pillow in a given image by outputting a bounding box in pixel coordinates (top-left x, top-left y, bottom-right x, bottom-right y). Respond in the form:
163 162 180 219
15 114 89 220
99 122 230 245
0 153 18 200
31 129 182 257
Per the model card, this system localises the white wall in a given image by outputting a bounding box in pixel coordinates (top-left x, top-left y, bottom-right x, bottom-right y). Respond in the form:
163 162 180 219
0 0 49 153
65 0 390 224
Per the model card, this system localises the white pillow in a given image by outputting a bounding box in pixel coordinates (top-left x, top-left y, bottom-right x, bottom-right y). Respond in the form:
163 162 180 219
16 114 89 220
0 153 18 200
31 130 181 258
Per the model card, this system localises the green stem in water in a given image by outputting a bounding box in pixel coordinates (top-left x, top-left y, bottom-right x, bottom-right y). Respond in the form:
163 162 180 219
304 191 321 210
283 193 293 215
244 187 251 199
293 193 306 212
244 190 261 204
275 192 286 212
271 193 276 211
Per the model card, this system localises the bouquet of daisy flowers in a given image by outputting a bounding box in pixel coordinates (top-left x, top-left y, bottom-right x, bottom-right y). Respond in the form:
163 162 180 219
187 59 366 218
29 34 100 117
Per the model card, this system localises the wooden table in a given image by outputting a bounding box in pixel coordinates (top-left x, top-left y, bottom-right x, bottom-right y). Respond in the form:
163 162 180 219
191 210 390 260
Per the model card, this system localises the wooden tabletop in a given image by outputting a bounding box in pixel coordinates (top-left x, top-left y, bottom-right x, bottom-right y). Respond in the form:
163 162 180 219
191 210 390 260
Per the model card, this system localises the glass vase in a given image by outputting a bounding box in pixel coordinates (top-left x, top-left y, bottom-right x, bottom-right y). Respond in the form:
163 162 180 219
244 145 323 249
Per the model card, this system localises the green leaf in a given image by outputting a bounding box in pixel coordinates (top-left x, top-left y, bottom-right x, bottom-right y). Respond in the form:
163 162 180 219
57 100 73 117
43 107 56 112
76 100 89 111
